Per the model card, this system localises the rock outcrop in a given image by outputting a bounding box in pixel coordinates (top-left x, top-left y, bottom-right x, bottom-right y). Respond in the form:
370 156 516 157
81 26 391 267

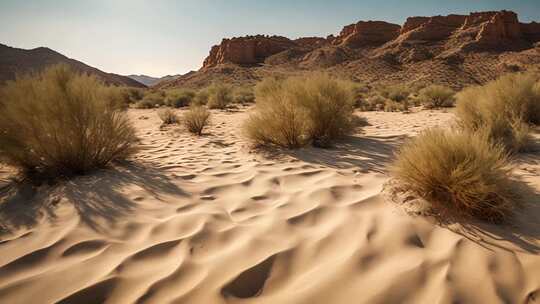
332 21 401 47
202 35 298 68
182 10 540 89
377 11 540 63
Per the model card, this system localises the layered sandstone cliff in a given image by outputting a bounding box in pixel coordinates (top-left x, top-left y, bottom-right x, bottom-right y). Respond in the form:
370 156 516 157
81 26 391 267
197 10 540 71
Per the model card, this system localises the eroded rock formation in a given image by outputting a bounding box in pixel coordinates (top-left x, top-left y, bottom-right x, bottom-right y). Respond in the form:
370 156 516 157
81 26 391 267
200 10 540 69
331 21 401 47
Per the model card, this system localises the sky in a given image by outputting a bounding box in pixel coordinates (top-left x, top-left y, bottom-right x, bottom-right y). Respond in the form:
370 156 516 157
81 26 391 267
1 0 539 77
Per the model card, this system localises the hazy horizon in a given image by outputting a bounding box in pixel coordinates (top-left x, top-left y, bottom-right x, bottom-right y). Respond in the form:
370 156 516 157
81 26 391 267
1 0 539 77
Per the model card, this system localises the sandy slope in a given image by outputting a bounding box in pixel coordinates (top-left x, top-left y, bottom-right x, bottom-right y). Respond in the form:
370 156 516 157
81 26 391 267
0 107 538 304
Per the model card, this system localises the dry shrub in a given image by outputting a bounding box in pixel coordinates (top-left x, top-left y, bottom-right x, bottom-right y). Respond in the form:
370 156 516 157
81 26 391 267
194 89 209 106
384 99 408 112
418 85 455 109
456 73 540 152
234 86 255 104
0 64 137 178
392 128 517 222
359 95 387 111
135 91 165 109
183 105 210 135
244 73 355 148
207 83 233 109
378 84 410 102
158 108 179 124
165 89 196 108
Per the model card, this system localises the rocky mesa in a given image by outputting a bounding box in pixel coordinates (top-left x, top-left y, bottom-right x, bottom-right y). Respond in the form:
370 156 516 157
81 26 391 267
160 10 540 90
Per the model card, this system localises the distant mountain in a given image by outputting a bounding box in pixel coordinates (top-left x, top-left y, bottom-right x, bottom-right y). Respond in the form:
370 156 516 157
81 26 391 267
0 44 146 87
127 74 182 87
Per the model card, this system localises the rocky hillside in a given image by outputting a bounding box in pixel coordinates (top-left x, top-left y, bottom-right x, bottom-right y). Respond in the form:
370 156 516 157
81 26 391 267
159 10 540 90
0 44 146 87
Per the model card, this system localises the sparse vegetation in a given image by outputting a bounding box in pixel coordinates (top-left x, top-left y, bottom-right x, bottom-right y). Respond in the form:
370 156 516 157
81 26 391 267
194 89 209 106
417 85 455 109
183 105 210 135
244 73 355 148
165 89 196 108
207 83 233 109
158 108 179 124
135 91 165 109
378 84 410 103
456 73 540 152
392 128 517 222
234 86 255 104
0 64 137 179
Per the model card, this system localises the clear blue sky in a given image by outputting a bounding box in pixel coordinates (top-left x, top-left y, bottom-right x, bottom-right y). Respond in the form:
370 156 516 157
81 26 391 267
1 0 538 77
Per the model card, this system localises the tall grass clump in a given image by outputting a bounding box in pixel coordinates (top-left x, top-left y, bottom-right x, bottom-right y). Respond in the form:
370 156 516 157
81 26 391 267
207 83 233 109
158 108 179 125
456 73 540 152
243 73 355 148
183 105 210 135
0 64 137 178
392 128 517 222
417 85 455 109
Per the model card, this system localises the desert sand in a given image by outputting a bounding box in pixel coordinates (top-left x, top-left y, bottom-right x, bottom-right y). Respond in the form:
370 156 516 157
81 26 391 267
0 107 538 304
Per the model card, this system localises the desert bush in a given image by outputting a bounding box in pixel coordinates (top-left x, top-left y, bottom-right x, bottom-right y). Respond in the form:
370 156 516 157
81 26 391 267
135 91 165 109
207 83 233 109
378 84 410 102
384 99 409 112
244 73 355 148
122 87 145 103
194 89 209 106
392 128 517 222
418 85 455 109
183 105 210 135
359 95 387 111
456 73 540 152
165 89 196 108
234 86 255 104
0 64 137 178
157 108 179 124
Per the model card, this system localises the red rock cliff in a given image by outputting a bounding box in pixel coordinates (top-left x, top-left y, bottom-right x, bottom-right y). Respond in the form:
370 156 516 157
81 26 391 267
332 21 401 47
202 35 298 68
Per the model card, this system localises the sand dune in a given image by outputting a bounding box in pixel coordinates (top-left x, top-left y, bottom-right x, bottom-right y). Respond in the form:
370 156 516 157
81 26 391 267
0 107 538 304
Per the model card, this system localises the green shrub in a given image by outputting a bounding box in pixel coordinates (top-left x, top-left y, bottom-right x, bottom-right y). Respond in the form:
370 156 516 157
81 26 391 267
157 108 179 124
234 86 255 104
418 85 455 109
456 73 540 152
0 64 137 178
207 83 233 109
165 89 196 108
392 128 517 222
183 105 210 135
244 73 355 148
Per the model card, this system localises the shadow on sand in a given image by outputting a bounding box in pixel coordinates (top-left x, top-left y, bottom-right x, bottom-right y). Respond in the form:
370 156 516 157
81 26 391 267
445 181 540 255
258 134 406 173
0 161 188 235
